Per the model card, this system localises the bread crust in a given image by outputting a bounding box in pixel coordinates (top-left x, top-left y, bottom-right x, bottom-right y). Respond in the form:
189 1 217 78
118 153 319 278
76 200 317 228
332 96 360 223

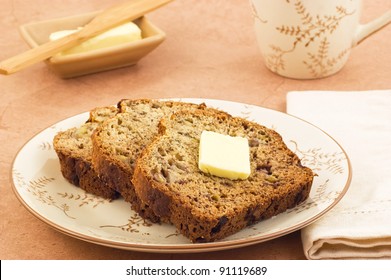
54 149 118 199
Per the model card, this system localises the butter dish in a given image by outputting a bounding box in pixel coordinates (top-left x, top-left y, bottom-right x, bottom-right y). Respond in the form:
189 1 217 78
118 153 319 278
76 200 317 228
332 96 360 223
19 11 165 78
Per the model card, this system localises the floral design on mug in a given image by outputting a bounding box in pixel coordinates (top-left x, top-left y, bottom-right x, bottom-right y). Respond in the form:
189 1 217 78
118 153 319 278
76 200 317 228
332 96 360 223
277 3 355 48
303 37 350 78
251 1 267 23
257 0 355 77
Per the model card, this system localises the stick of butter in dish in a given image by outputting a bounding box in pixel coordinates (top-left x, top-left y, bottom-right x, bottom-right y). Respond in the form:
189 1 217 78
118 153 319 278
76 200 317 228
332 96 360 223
49 21 142 55
198 130 251 180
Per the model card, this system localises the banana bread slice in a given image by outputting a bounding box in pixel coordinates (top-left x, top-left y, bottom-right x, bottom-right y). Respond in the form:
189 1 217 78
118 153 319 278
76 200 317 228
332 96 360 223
53 106 119 199
91 99 211 221
132 109 314 242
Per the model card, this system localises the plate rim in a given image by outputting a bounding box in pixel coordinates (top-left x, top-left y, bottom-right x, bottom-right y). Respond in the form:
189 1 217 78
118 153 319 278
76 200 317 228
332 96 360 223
10 97 352 253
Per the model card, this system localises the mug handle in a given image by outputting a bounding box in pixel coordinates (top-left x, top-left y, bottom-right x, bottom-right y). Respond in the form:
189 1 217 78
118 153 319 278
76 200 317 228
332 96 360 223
353 10 391 46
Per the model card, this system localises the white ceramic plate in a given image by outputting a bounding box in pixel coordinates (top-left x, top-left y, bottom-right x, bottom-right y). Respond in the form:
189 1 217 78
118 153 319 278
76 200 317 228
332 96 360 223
11 98 351 253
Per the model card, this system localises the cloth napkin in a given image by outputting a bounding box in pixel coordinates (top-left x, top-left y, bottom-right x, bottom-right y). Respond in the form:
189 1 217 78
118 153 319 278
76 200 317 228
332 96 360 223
286 90 391 259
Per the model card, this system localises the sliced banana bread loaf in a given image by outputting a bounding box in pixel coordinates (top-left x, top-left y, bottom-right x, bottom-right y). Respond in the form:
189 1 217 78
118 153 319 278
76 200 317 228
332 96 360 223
91 99 210 221
53 106 119 199
132 109 314 242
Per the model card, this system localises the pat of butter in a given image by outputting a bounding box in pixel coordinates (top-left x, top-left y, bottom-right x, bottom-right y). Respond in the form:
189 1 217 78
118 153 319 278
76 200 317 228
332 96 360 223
198 130 251 180
49 21 142 55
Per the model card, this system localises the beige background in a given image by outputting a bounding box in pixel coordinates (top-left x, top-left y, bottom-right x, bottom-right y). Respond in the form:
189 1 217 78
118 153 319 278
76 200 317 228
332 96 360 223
1 0 390 259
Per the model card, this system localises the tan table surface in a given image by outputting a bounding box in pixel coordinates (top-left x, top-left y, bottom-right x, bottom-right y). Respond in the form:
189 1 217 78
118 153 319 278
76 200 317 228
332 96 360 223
1 0 390 260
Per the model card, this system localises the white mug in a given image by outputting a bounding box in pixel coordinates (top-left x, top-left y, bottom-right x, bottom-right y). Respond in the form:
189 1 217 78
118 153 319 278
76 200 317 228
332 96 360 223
250 0 391 79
